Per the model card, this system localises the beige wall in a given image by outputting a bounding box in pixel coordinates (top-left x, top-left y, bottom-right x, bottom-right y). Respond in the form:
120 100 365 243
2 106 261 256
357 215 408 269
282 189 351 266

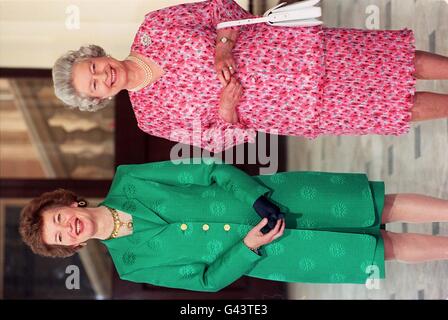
0 0 248 69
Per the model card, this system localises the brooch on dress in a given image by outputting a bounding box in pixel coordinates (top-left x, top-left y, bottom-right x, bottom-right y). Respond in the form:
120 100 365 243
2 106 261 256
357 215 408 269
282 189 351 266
140 32 152 47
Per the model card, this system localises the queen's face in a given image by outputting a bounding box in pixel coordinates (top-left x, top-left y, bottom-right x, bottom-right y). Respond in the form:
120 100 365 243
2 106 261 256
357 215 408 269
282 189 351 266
72 56 128 100
41 203 97 247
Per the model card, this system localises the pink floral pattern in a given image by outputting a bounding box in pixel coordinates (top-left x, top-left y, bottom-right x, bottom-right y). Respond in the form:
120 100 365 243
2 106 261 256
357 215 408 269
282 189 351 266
129 0 416 152
319 28 416 136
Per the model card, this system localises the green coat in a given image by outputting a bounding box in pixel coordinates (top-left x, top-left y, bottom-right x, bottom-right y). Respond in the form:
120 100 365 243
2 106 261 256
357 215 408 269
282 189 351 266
100 158 385 292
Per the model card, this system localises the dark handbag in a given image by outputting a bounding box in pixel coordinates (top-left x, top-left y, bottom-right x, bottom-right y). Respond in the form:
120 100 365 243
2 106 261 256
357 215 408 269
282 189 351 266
253 196 285 234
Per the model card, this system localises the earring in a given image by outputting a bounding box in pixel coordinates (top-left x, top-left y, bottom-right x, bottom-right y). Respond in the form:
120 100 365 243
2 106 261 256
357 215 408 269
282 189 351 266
74 242 87 249
78 200 87 207
108 97 113 100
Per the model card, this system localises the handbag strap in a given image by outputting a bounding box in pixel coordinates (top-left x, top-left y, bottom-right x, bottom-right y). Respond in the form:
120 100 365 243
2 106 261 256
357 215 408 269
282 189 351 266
217 17 271 29
216 1 322 30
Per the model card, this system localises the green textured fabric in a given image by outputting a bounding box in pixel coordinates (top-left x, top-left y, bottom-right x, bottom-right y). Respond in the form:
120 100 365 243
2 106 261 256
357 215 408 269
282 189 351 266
100 158 385 292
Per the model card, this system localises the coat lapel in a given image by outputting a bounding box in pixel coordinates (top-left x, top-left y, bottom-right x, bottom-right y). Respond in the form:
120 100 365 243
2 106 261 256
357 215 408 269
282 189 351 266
99 195 168 248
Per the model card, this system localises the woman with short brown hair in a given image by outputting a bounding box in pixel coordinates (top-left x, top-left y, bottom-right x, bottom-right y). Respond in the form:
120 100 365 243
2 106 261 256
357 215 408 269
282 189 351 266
19 189 88 258
19 159 448 292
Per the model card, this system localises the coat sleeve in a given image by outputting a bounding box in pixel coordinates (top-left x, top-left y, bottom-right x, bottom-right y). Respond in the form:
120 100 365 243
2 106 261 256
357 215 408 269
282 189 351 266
200 116 258 153
142 0 253 30
135 109 257 153
119 241 262 292
208 0 254 28
118 157 270 207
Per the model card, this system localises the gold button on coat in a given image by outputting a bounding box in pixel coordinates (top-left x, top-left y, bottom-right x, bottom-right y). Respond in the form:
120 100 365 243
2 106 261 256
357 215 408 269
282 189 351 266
180 223 188 231
202 224 210 231
224 224 231 231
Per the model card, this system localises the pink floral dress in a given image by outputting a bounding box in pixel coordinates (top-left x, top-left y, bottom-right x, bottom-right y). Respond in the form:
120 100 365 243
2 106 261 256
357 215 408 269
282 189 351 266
129 0 415 153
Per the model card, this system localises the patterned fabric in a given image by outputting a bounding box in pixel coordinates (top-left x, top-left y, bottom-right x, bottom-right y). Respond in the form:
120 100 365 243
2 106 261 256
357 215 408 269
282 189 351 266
319 28 416 136
129 0 324 152
128 0 415 152
100 159 386 292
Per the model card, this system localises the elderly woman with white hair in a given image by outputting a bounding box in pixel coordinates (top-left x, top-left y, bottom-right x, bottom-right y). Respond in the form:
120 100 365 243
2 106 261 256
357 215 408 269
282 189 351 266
53 0 448 153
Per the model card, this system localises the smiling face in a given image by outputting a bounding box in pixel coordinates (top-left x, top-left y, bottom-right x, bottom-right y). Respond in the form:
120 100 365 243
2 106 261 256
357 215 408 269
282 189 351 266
41 203 97 247
71 56 128 99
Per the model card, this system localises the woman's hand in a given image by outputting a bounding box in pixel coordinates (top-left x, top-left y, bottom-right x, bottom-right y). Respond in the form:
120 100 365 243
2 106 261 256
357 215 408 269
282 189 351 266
243 218 286 251
219 76 243 124
215 45 237 87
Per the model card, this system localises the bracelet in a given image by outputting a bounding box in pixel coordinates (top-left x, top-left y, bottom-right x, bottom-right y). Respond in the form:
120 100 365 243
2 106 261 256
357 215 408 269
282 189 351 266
219 36 233 44
244 242 260 255
250 247 261 255
217 37 234 48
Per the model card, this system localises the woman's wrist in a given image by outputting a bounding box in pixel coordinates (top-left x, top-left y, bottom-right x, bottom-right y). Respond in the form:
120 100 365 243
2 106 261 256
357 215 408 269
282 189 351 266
218 107 238 124
216 29 238 50
243 239 260 252
216 41 235 55
216 37 235 50
246 243 261 256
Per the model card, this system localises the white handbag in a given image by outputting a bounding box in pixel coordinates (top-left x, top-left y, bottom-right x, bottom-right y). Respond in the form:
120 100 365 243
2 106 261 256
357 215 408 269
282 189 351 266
216 0 323 29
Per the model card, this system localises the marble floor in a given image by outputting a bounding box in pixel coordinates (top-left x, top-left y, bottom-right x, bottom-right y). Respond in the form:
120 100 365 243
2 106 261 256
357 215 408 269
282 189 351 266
286 0 448 300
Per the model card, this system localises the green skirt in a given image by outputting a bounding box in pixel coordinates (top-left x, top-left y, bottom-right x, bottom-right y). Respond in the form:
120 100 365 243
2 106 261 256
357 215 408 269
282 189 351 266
247 173 386 284
310 181 386 280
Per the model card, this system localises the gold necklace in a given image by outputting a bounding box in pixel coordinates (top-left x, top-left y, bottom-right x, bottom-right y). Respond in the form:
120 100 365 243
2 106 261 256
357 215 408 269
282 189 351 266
106 207 133 239
125 55 154 92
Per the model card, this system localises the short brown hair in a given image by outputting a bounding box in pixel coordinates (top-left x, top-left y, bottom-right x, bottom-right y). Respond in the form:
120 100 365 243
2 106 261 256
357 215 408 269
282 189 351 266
19 189 87 258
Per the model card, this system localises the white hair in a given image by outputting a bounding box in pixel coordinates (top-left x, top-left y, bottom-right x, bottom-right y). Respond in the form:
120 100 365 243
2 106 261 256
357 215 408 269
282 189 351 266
52 45 112 112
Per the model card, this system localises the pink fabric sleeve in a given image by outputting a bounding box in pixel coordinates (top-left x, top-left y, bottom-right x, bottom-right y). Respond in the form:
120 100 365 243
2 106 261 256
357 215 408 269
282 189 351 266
143 1 253 30
201 115 257 152
135 106 256 153
208 0 254 28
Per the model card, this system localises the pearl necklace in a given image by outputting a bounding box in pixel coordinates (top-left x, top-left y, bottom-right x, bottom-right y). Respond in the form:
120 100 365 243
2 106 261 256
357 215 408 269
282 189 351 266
106 207 133 239
125 55 153 92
